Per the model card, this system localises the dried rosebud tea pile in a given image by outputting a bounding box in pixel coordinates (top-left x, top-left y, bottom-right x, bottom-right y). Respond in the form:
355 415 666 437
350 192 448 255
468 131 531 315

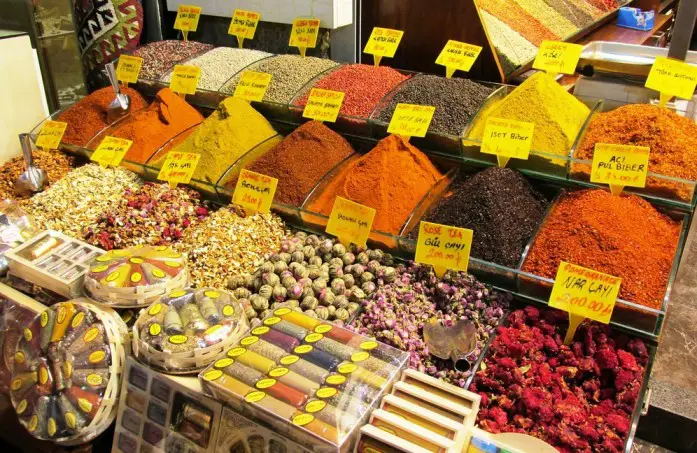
351 262 509 387
82 182 211 250
470 306 648 453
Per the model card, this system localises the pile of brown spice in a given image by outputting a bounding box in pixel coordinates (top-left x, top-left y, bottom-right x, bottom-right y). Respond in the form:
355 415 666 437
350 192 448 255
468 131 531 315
0 150 77 200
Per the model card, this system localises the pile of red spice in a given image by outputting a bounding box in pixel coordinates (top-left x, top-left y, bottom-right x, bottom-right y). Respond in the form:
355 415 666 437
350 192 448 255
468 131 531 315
57 86 148 147
471 306 648 453
294 64 409 117
236 121 356 206
522 189 681 309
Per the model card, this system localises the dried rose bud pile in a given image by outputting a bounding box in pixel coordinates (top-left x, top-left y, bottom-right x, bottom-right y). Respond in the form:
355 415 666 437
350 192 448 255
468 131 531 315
351 262 509 387
470 306 648 453
228 231 396 326
83 182 210 250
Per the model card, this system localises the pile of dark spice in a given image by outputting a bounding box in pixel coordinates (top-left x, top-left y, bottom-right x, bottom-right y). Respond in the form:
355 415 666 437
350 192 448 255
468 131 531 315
237 121 356 206
132 40 214 80
411 168 548 268
375 74 494 136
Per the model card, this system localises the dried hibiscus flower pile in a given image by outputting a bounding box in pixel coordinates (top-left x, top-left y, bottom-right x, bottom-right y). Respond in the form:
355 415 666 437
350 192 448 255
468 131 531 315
83 182 210 250
351 262 509 387
470 306 648 453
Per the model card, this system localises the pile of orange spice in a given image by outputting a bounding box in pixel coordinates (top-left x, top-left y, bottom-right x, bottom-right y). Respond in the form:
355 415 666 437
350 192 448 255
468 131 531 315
522 189 681 309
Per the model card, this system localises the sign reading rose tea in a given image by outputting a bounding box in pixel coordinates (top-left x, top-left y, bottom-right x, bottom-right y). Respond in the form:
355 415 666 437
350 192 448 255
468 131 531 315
415 221 473 277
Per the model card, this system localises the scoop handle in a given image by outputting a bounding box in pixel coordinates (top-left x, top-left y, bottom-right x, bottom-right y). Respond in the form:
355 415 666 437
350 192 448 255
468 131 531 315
19 133 33 170
106 62 121 96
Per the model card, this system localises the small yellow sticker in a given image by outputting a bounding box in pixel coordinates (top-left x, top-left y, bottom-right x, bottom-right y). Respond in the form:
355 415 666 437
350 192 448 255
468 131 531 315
96 255 112 262
269 367 289 378
131 272 142 283
228 347 247 358
204 290 220 298
157 151 201 188
28 415 38 432
326 196 376 248
129 257 144 264
245 390 266 403
292 413 315 426
233 71 273 103
294 345 313 354
16 399 27 414
314 324 332 334
89 350 106 364
72 312 85 328
78 398 93 413
168 335 188 345
152 269 166 278
202 369 223 381
387 103 436 138
325 374 347 385
533 41 583 76
223 305 235 316
14 351 25 364
241 336 259 346
169 289 187 298
24 328 32 342
252 326 270 335
116 55 143 84
360 341 378 351
39 366 48 385
274 308 292 316
364 27 404 65
316 387 338 398
303 88 345 123
228 9 261 41
232 168 278 214
90 264 109 273
63 361 72 378
480 117 535 168
57 305 69 323
11 378 22 391
214 358 234 369
86 374 103 386
415 221 473 277
256 378 277 389
35 121 68 150
289 18 321 54
83 327 100 343
91 136 132 168
646 56 697 102
338 363 357 374
304 333 323 343
149 304 162 316
280 355 300 365
351 351 370 362
106 271 120 282
436 40 483 76
169 65 201 95
305 400 327 413
41 311 49 327
204 324 223 337
65 412 77 429
48 418 57 436
149 323 162 336
264 316 282 326
174 4 202 32
591 143 650 195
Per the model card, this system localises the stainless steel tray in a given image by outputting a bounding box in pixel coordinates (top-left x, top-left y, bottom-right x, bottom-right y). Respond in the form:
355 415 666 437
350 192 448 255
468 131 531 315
579 41 697 78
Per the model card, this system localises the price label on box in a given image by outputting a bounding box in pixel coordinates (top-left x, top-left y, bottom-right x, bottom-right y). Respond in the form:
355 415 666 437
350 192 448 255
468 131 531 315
480 117 534 168
116 55 143 84
157 151 201 188
591 143 649 195
90 136 132 168
233 71 272 102
436 40 482 77
325 197 375 248
387 103 435 138
533 41 583 76
170 65 201 95
415 221 472 277
232 169 278 214
35 121 68 150
228 9 260 44
364 27 403 65
303 88 345 123
174 5 202 32
646 56 697 104
289 18 320 55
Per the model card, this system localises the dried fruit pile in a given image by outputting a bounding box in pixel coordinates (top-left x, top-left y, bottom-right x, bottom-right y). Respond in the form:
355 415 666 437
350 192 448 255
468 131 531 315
471 306 648 452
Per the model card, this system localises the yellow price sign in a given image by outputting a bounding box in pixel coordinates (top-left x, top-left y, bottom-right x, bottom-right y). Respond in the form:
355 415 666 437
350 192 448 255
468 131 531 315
480 117 534 168
533 41 583 78
303 88 345 123
157 151 201 188
116 55 143 84
233 71 272 102
170 65 201 96
35 121 68 150
174 4 202 38
232 169 278 214
387 103 435 138
436 40 483 78
289 18 320 57
645 56 697 106
364 27 404 66
415 221 472 278
326 196 375 248
90 136 132 168
228 9 261 47
591 143 650 195
549 261 621 344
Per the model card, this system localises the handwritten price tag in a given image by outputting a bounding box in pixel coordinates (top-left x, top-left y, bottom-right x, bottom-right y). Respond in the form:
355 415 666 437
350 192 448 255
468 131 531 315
116 55 143 84
174 5 202 32
436 40 482 77
232 169 278 214
591 143 649 195
550 261 621 344
233 71 272 102
157 151 201 188
480 117 534 168
229 9 260 47
364 27 403 66
387 103 435 138
289 18 320 56
35 121 68 150
415 222 472 277
303 88 345 122
646 56 697 106
326 197 375 248
533 41 583 77
90 136 132 168
170 65 201 95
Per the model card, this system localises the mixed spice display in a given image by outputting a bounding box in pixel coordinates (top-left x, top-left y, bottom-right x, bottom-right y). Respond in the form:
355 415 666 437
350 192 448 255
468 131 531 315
132 40 214 80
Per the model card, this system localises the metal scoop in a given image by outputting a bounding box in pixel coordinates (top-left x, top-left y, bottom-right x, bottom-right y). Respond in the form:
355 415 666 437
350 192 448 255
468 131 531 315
424 318 478 372
14 133 47 197
105 62 131 123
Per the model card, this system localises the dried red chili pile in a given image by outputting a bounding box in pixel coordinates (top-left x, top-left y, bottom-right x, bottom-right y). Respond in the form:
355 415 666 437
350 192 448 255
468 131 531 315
83 182 210 250
295 64 409 117
522 189 680 309
471 306 648 453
